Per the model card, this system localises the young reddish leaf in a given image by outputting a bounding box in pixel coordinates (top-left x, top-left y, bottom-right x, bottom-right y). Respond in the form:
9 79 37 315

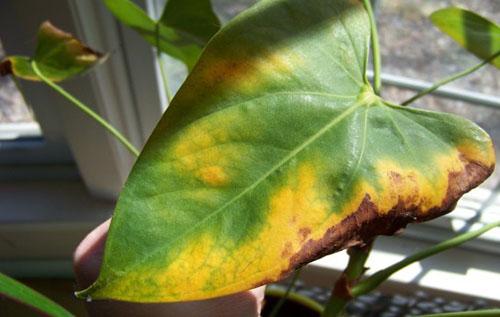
431 7 500 68
0 21 104 82
77 0 495 303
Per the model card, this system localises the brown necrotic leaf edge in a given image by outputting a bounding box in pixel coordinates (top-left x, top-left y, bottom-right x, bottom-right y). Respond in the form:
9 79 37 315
39 21 104 58
265 156 493 287
0 59 13 76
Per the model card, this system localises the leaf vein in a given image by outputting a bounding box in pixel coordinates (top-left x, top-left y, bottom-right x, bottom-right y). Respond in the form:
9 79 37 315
98 99 365 289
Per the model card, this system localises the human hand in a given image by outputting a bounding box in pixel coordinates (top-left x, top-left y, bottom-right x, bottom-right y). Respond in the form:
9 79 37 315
74 220 265 317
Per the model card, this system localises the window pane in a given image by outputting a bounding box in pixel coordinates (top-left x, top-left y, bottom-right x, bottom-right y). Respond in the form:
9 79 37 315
377 0 500 95
0 37 41 139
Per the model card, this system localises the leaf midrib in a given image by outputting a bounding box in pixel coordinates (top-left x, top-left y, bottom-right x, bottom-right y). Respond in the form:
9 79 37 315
96 97 367 291
162 91 358 162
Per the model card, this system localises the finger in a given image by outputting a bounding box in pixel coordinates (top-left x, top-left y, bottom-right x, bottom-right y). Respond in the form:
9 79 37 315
74 219 265 317
74 219 110 288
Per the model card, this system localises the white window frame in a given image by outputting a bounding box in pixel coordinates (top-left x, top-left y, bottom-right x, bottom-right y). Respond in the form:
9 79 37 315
67 0 164 198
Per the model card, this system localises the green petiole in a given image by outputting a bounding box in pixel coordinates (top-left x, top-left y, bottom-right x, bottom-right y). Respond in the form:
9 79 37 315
31 60 140 157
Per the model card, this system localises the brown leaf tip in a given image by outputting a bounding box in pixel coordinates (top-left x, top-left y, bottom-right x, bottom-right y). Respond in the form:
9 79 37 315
40 20 104 59
81 46 104 59
40 21 67 36
0 59 13 77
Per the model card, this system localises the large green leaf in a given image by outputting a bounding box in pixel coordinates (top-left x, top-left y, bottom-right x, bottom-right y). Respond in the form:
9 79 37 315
77 0 495 302
430 7 500 68
0 272 73 317
159 0 220 46
103 0 220 70
0 21 104 82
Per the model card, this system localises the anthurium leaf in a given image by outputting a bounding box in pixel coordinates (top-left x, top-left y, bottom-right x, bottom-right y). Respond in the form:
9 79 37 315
0 21 104 82
430 7 500 68
103 0 220 70
0 272 73 317
159 0 221 46
77 0 495 303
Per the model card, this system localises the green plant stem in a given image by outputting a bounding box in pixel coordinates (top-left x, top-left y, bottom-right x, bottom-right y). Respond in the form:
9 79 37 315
352 220 500 297
154 23 173 103
401 50 500 106
344 244 372 280
0 272 73 317
322 294 347 317
266 287 324 314
417 309 500 317
363 0 381 95
269 268 302 317
322 242 373 317
157 51 173 103
31 61 140 157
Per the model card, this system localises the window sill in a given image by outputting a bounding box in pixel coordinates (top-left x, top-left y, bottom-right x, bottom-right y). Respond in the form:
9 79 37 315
0 180 112 277
0 122 41 140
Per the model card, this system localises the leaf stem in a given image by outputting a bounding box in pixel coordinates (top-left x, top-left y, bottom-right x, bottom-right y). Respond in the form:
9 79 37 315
0 272 74 317
352 220 500 297
31 61 140 157
155 23 173 103
269 268 302 317
401 50 500 106
345 243 372 281
417 309 500 317
322 242 373 317
157 51 173 103
363 0 381 95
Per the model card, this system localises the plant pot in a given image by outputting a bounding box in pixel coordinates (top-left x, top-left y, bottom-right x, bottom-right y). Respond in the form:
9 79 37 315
262 288 324 317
